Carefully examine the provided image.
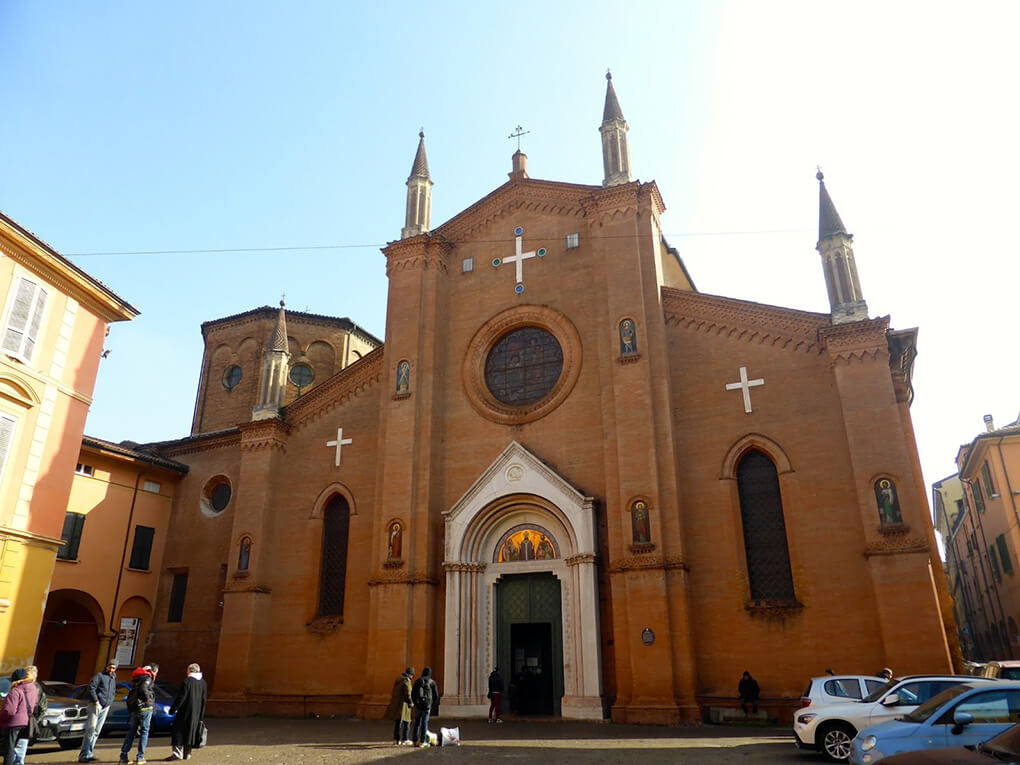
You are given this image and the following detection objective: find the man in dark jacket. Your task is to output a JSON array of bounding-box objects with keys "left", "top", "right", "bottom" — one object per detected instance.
[
  {"left": 120, "top": 663, "right": 158, "bottom": 764},
  {"left": 487, "top": 667, "right": 504, "bottom": 723},
  {"left": 166, "top": 663, "right": 207, "bottom": 761},
  {"left": 410, "top": 667, "right": 438, "bottom": 748},
  {"left": 78, "top": 660, "right": 117, "bottom": 763},
  {"left": 383, "top": 667, "right": 414, "bottom": 746},
  {"left": 738, "top": 670, "right": 760, "bottom": 715}
]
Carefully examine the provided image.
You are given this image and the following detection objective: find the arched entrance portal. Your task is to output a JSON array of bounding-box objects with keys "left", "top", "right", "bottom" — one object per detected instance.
[
  {"left": 442, "top": 442, "right": 602, "bottom": 720},
  {"left": 35, "top": 590, "right": 107, "bottom": 684}
]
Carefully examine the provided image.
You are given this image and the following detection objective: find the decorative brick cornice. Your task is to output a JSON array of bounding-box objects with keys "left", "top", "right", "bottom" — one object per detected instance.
[
  {"left": 286, "top": 348, "right": 384, "bottom": 427},
  {"left": 383, "top": 235, "right": 454, "bottom": 276},
  {"left": 305, "top": 615, "right": 342, "bottom": 634},
  {"left": 887, "top": 328, "right": 918, "bottom": 404},
  {"left": 367, "top": 572, "right": 439, "bottom": 586},
  {"left": 744, "top": 599, "right": 804, "bottom": 619},
  {"left": 607, "top": 553, "right": 688, "bottom": 573},
  {"left": 238, "top": 419, "right": 290, "bottom": 452},
  {"left": 864, "top": 534, "right": 930, "bottom": 557},
  {"left": 156, "top": 428, "right": 242, "bottom": 458},
  {"left": 818, "top": 316, "right": 890, "bottom": 364},
  {"left": 663, "top": 289, "right": 828, "bottom": 354},
  {"left": 564, "top": 553, "right": 597, "bottom": 567},
  {"left": 442, "top": 562, "right": 487, "bottom": 573}
]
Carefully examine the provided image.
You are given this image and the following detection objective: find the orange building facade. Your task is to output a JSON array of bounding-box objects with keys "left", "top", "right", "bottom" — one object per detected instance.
[
  {"left": 0, "top": 211, "right": 136, "bottom": 677},
  {"left": 142, "top": 77, "right": 958, "bottom": 723}
]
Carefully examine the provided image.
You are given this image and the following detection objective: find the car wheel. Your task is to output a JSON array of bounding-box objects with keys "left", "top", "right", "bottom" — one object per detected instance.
[
  {"left": 818, "top": 722, "right": 855, "bottom": 762},
  {"left": 58, "top": 737, "right": 83, "bottom": 750}
]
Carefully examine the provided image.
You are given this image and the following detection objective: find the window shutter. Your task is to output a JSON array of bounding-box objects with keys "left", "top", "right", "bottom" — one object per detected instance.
[
  {"left": 2, "top": 277, "right": 48, "bottom": 362},
  {"left": 0, "top": 414, "right": 15, "bottom": 480}
]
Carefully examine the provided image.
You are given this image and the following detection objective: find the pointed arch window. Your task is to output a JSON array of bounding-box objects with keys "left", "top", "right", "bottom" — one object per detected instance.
[
  {"left": 737, "top": 449, "right": 796, "bottom": 601},
  {"left": 318, "top": 495, "right": 351, "bottom": 617}
]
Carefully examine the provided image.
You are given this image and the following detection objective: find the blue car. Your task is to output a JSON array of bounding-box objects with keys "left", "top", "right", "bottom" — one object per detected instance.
[
  {"left": 850, "top": 681, "right": 1020, "bottom": 764},
  {"left": 71, "top": 681, "right": 176, "bottom": 734}
]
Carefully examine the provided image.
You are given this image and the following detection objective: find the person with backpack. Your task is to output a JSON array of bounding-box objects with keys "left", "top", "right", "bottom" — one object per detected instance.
[
  {"left": 120, "top": 663, "right": 158, "bottom": 764},
  {"left": 0, "top": 667, "right": 38, "bottom": 765},
  {"left": 410, "top": 667, "right": 438, "bottom": 748}
]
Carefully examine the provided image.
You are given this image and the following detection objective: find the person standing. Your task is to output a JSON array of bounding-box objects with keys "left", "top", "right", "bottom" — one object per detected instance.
[
  {"left": 383, "top": 667, "right": 414, "bottom": 746},
  {"left": 487, "top": 667, "right": 504, "bottom": 723},
  {"left": 79, "top": 660, "right": 118, "bottom": 763},
  {"left": 1, "top": 668, "right": 38, "bottom": 765},
  {"left": 738, "top": 670, "right": 760, "bottom": 715},
  {"left": 120, "top": 663, "right": 158, "bottom": 764},
  {"left": 410, "top": 667, "right": 438, "bottom": 748},
  {"left": 166, "top": 663, "right": 207, "bottom": 761}
]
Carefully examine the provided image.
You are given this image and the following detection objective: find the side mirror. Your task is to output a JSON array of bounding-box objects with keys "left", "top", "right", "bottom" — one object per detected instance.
[
  {"left": 881, "top": 694, "right": 901, "bottom": 706},
  {"left": 952, "top": 710, "right": 975, "bottom": 733}
]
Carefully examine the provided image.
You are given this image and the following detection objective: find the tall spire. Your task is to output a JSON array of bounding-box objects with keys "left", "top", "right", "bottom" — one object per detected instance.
[
  {"left": 600, "top": 70, "right": 632, "bottom": 187},
  {"left": 252, "top": 300, "right": 292, "bottom": 421},
  {"left": 402, "top": 131, "right": 433, "bottom": 239},
  {"left": 815, "top": 171, "right": 868, "bottom": 324}
]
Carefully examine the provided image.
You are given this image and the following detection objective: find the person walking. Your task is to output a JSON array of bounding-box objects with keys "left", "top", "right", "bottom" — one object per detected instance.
[
  {"left": 120, "top": 663, "right": 159, "bottom": 764},
  {"left": 410, "top": 667, "right": 438, "bottom": 748},
  {"left": 79, "top": 660, "right": 118, "bottom": 763},
  {"left": 487, "top": 667, "right": 504, "bottom": 723},
  {"left": 383, "top": 667, "right": 414, "bottom": 746},
  {"left": 738, "top": 670, "right": 760, "bottom": 715},
  {"left": 1, "top": 668, "right": 38, "bottom": 765},
  {"left": 166, "top": 663, "right": 207, "bottom": 761}
]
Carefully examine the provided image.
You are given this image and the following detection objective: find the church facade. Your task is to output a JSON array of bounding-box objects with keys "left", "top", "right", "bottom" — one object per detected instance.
[{"left": 145, "top": 75, "right": 959, "bottom": 723}]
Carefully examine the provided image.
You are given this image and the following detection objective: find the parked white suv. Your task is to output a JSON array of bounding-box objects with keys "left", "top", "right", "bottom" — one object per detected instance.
[
  {"left": 793, "top": 675, "right": 991, "bottom": 761},
  {"left": 801, "top": 675, "right": 888, "bottom": 708}
]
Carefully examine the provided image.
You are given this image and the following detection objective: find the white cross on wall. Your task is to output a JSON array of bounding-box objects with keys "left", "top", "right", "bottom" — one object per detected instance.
[
  {"left": 725, "top": 366, "right": 765, "bottom": 414},
  {"left": 492, "top": 226, "right": 547, "bottom": 295},
  {"left": 326, "top": 427, "right": 353, "bottom": 467}
]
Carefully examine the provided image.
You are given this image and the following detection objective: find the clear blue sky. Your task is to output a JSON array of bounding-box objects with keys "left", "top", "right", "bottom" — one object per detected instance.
[{"left": 3, "top": 1, "right": 1019, "bottom": 509}]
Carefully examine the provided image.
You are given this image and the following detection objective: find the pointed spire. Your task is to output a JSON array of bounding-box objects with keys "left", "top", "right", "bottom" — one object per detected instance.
[
  {"left": 817, "top": 170, "right": 848, "bottom": 240},
  {"left": 402, "top": 130, "right": 434, "bottom": 239},
  {"left": 600, "top": 70, "right": 632, "bottom": 187},
  {"left": 815, "top": 171, "right": 868, "bottom": 325},
  {"left": 603, "top": 70, "right": 625, "bottom": 122},
  {"left": 410, "top": 130, "right": 430, "bottom": 179},
  {"left": 269, "top": 299, "right": 288, "bottom": 353}
]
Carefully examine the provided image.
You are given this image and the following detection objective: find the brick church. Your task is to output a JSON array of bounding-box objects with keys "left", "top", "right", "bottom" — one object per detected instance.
[{"left": 145, "top": 74, "right": 958, "bottom": 723}]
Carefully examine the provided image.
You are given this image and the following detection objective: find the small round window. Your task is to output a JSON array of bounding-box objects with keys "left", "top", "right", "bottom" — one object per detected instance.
[
  {"left": 289, "top": 363, "right": 314, "bottom": 388},
  {"left": 201, "top": 476, "right": 232, "bottom": 516},
  {"left": 484, "top": 326, "right": 563, "bottom": 406},
  {"left": 222, "top": 365, "right": 242, "bottom": 390}
]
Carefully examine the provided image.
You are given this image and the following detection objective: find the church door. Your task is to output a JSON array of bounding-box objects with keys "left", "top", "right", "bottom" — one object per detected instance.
[{"left": 496, "top": 572, "right": 564, "bottom": 716}]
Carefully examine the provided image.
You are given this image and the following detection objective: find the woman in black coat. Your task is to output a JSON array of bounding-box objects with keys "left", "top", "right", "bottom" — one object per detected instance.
[{"left": 168, "top": 663, "right": 208, "bottom": 760}]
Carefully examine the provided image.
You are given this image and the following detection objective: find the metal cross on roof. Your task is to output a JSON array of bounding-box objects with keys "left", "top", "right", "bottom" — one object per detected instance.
[{"left": 508, "top": 125, "right": 530, "bottom": 152}]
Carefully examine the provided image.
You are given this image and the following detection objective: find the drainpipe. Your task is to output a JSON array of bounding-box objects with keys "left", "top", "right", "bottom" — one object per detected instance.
[{"left": 106, "top": 469, "right": 145, "bottom": 665}]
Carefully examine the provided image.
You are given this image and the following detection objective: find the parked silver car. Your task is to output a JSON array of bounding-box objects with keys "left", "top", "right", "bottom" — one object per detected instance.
[
  {"left": 0, "top": 677, "right": 90, "bottom": 750},
  {"left": 802, "top": 675, "right": 888, "bottom": 708}
]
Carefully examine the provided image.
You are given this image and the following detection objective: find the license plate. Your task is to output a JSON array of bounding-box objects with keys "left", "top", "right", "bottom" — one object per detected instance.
[{"left": 70, "top": 723, "right": 85, "bottom": 731}]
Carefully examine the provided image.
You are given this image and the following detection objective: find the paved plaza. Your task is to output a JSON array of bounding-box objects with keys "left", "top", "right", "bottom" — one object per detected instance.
[{"left": 26, "top": 718, "right": 826, "bottom": 764}]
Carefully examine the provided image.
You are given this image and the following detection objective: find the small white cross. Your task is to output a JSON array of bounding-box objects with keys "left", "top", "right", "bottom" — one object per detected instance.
[
  {"left": 326, "top": 427, "right": 353, "bottom": 467},
  {"left": 725, "top": 366, "right": 765, "bottom": 414},
  {"left": 492, "top": 226, "right": 547, "bottom": 294}
]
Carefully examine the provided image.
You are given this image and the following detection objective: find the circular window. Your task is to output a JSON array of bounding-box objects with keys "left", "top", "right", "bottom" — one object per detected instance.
[
  {"left": 222, "top": 365, "right": 242, "bottom": 390},
  {"left": 463, "top": 305, "right": 582, "bottom": 426},
  {"left": 289, "top": 363, "right": 314, "bottom": 388},
  {"left": 201, "top": 476, "right": 232, "bottom": 516},
  {"left": 484, "top": 327, "right": 563, "bottom": 406}
]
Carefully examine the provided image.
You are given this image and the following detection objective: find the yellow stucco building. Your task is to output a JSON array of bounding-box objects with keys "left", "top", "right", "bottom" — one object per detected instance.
[{"left": 0, "top": 211, "right": 136, "bottom": 676}]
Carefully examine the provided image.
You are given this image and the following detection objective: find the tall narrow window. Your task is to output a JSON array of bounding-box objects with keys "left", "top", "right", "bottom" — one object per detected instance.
[
  {"left": 736, "top": 449, "right": 796, "bottom": 601},
  {"left": 997, "top": 534, "right": 1013, "bottom": 574},
  {"left": 982, "top": 462, "right": 997, "bottom": 497},
  {"left": 973, "top": 481, "right": 986, "bottom": 513},
  {"left": 0, "top": 413, "right": 15, "bottom": 485},
  {"left": 167, "top": 572, "right": 188, "bottom": 622},
  {"left": 56, "top": 512, "right": 86, "bottom": 561},
  {"left": 318, "top": 495, "right": 351, "bottom": 617},
  {"left": 128, "top": 525, "right": 155, "bottom": 570},
  {"left": 2, "top": 276, "right": 48, "bottom": 363}
]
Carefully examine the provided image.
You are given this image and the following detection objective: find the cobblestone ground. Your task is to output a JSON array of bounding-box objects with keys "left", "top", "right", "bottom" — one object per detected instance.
[{"left": 27, "top": 718, "right": 828, "bottom": 764}]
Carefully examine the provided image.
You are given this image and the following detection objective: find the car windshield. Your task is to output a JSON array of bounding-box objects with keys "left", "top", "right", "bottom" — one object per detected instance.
[
  {"left": 981, "top": 721, "right": 1020, "bottom": 756},
  {"left": 902, "top": 684, "right": 973, "bottom": 723},
  {"left": 863, "top": 680, "right": 897, "bottom": 703}
]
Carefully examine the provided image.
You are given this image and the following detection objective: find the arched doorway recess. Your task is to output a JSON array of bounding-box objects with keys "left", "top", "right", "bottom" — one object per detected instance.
[{"left": 442, "top": 441, "right": 602, "bottom": 720}]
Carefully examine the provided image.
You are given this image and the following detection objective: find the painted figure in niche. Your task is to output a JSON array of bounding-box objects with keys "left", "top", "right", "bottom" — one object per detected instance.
[
  {"left": 520, "top": 531, "right": 536, "bottom": 560},
  {"left": 396, "top": 361, "right": 410, "bottom": 394},
  {"left": 238, "top": 536, "right": 252, "bottom": 571},
  {"left": 619, "top": 319, "right": 637, "bottom": 356},
  {"left": 631, "top": 500, "right": 651, "bottom": 544},
  {"left": 536, "top": 535, "right": 554, "bottom": 560},
  {"left": 502, "top": 537, "right": 520, "bottom": 562},
  {"left": 388, "top": 521, "right": 403, "bottom": 559},
  {"left": 875, "top": 479, "right": 903, "bottom": 526}
]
